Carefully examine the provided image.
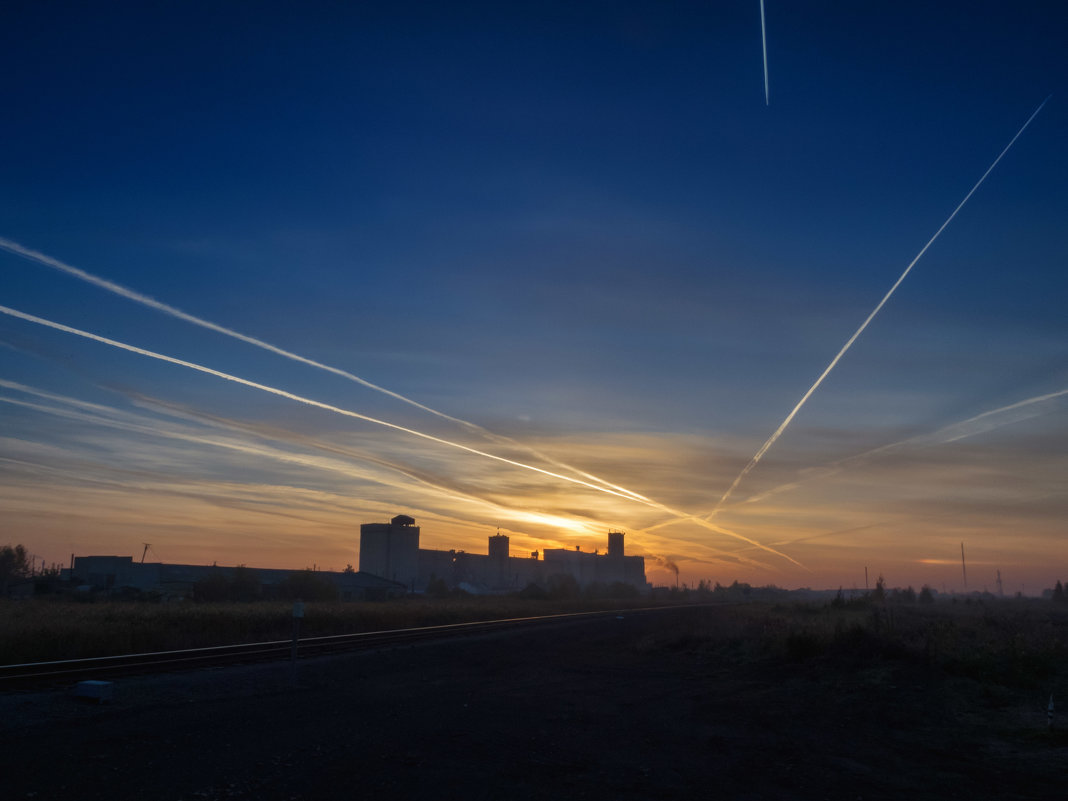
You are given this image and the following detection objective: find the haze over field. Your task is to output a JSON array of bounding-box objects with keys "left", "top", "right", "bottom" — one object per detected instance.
[{"left": 1, "top": 2, "right": 1065, "bottom": 593}]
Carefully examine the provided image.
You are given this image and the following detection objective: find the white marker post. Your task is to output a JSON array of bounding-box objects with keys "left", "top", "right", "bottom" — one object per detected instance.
[{"left": 291, "top": 600, "right": 305, "bottom": 682}]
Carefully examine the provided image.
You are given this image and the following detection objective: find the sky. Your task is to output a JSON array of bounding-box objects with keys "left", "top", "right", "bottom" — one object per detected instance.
[{"left": 1, "top": 1, "right": 1066, "bottom": 594}]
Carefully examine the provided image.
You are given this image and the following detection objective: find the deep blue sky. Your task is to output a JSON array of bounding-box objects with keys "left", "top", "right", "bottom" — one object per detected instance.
[{"left": 1, "top": 1, "right": 1065, "bottom": 590}]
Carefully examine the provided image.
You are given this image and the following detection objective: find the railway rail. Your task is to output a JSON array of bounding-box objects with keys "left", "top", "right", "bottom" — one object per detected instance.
[{"left": 0, "top": 605, "right": 671, "bottom": 690}]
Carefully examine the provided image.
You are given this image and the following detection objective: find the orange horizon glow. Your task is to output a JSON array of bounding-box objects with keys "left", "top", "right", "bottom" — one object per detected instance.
[{"left": 5, "top": 382, "right": 1064, "bottom": 596}]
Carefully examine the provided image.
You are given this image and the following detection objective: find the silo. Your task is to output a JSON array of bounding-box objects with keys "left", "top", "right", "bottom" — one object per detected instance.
[
  {"left": 359, "top": 514, "right": 420, "bottom": 589},
  {"left": 488, "top": 533, "right": 510, "bottom": 560}
]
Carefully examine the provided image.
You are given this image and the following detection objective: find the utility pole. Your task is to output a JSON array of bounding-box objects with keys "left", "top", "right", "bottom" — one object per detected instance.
[
  {"left": 141, "top": 543, "right": 150, "bottom": 564},
  {"left": 960, "top": 542, "right": 968, "bottom": 591}
]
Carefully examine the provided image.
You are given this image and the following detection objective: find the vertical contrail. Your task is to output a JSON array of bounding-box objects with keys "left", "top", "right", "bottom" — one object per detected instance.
[
  {"left": 0, "top": 235, "right": 652, "bottom": 503},
  {"left": 760, "top": 0, "right": 769, "bottom": 105},
  {"left": 709, "top": 95, "right": 1051, "bottom": 517}
]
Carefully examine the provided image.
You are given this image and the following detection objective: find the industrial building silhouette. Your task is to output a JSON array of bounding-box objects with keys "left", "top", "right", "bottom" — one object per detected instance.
[
  {"left": 61, "top": 516, "right": 647, "bottom": 599},
  {"left": 360, "top": 515, "right": 647, "bottom": 593},
  {"left": 67, "top": 556, "right": 405, "bottom": 600}
]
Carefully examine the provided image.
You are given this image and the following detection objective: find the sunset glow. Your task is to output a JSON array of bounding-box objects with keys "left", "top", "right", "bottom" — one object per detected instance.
[{"left": 1, "top": 2, "right": 1065, "bottom": 595}]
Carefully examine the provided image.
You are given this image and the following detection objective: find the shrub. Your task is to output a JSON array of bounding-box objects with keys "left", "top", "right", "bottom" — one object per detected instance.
[
  {"left": 517, "top": 582, "right": 548, "bottom": 600},
  {"left": 192, "top": 566, "right": 262, "bottom": 602},
  {"left": 426, "top": 576, "right": 451, "bottom": 598},
  {"left": 279, "top": 570, "right": 338, "bottom": 602},
  {"left": 193, "top": 570, "right": 231, "bottom": 602},
  {"left": 546, "top": 573, "right": 580, "bottom": 600}
]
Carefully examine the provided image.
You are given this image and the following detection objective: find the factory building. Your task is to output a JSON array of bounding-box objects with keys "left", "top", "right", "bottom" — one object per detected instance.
[
  {"left": 359, "top": 515, "right": 647, "bottom": 594},
  {"left": 542, "top": 531, "right": 646, "bottom": 588},
  {"left": 358, "top": 514, "right": 421, "bottom": 588},
  {"left": 67, "top": 555, "right": 406, "bottom": 600}
]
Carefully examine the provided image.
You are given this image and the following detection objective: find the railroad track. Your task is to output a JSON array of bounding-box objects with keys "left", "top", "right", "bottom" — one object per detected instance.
[{"left": 0, "top": 606, "right": 672, "bottom": 689}]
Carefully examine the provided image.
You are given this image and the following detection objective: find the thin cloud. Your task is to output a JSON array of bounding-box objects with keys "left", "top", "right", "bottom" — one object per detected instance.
[
  {"left": 734, "top": 387, "right": 1068, "bottom": 509},
  {"left": 0, "top": 235, "right": 653, "bottom": 504},
  {"left": 0, "top": 306, "right": 808, "bottom": 567}
]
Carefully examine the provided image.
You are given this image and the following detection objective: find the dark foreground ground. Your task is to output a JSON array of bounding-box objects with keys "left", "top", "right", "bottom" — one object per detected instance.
[{"left": 1, "top": 604, "right": 1065, "bottom": 800}]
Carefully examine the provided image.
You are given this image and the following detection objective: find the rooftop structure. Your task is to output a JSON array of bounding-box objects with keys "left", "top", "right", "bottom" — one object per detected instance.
[{"left": 359, "top": 516, "right": 647, "bottom": 594}]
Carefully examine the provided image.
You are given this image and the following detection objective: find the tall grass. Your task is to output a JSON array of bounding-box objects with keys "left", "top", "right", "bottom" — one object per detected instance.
[
  {"left": 0, "top": 595, "right": 656, "bottom": 664},
  {"left": 5, "top": 596, "right": 1066, "bottom": 687},
  {"left": 636, "top": 598, "right": 1068, "bottom": 690}
]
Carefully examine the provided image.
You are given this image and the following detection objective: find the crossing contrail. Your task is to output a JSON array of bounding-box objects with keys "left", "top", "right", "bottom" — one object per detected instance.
[
  {"left": 732, "top": 386, "right": 1068, "bottom": 509},
  {"left": 760, "top": 0, "right": 769, "bottom": 105},
  {"left": 0, "top": 303, "right": 651, "bottom": 504},
  {"left": 10, "top": 380, "right": 784, "bottom": 570},
  {"left": 0, "top": 303, "right": 806, "bottom": 567},
  {"left": 0, "top": 390, "right": 604, "bottom": 535},
  {"left": 0, "top": 235, "right": 652, "bottom": 504},
  {"left": 708, "top": 95, "right": 1051, "bottom": 518}
]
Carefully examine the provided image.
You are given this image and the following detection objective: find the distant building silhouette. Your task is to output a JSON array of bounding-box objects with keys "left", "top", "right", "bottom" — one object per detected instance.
[
  {"left": 359, "top": 515, "right": 647, "bottom": 594},
  {"left": 68, "top": 518, "right": 648, "bottom": 599},
  {"left": 358, "top": 514, "right": 421, "bottom": 588},
  {"left": 542, "top": 531, "right": 646, "bottom": 588},
  {"left": 67, "top": 556, "right": 405, "bottom": 600}
]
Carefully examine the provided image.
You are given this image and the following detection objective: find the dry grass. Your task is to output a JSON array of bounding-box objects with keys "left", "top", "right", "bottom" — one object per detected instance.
[
  {"left": 0, "top": 595, "right": 658, "bottom": 664},
  {"left": 636, "top": 598, "right": 1068, "bottom": 691},
  {"left": 5, "top": 595, "right": 1067, "bottom": 694}
]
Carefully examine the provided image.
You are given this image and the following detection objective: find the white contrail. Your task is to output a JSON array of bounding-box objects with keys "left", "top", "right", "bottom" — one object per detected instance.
[
  {"left": 0, "top": 235, "right": 651, "bottom": 504},
  {"left": 0, "top": 392, "right": 601, "bottom": 533},
  {"left": 733, "top": 386, "right": 1068, "bottom": 508},
  {"left": 0, "top": 304, "right": 653, "bottom": 504},
  {"left": 0, "top": 236, "right": 462, "bottom": 420},
  {"left": 760, "top": 0, "right": 769, "bottom": 105},
  {"left": 709, "top": 95, "right": 1051, "bottom": 518},
  {"left": 0, "top": 303, "right": 806, "bottom": 567},
  {"left": 935, "top": 387, "right": 1068, "bottom": 442}
]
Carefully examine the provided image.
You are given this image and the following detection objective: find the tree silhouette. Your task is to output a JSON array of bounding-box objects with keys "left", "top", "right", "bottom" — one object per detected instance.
[
  {"left": 230, "top": 565, "right": 261, "bottom": 601},
  {"left": 0, "top": 544, "right": 31, "bottom": 596},
  {"left": 193, "top": 569, "right": 231, "bottom": 602},
  {"left": 280, "top": 570, "right": 338, "bottom": 602},
  {"left": 871, "top": 574, "right": 886, "bottom": 603}
]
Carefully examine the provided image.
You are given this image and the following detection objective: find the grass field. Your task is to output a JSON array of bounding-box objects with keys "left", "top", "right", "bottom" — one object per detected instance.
[
  {"left": 3, "top": 597, "right": 1066, "bottom": 799},
  {"left": 3, "top": 595, "right": 1067, "bottom": 703},
  {"left": 0, "top": 595, "right": 658, "bottom": 663},
  {"left": 636, "top": 598, "right": 1068, "bottom": 695}
]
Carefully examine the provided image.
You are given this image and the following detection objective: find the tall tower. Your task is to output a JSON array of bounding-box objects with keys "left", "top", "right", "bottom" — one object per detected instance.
[
  {"left": 488, "top": 533, "right": 509, "bottom": 560},
  {"left": 607, "top": 530, "right": 626, "bottom": 584},
  {"left": 488, "top": 532, "right": 509, "bottom": 587},
  {"left": 359, "top": 514, "right": 420, "bottom": 589}
]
